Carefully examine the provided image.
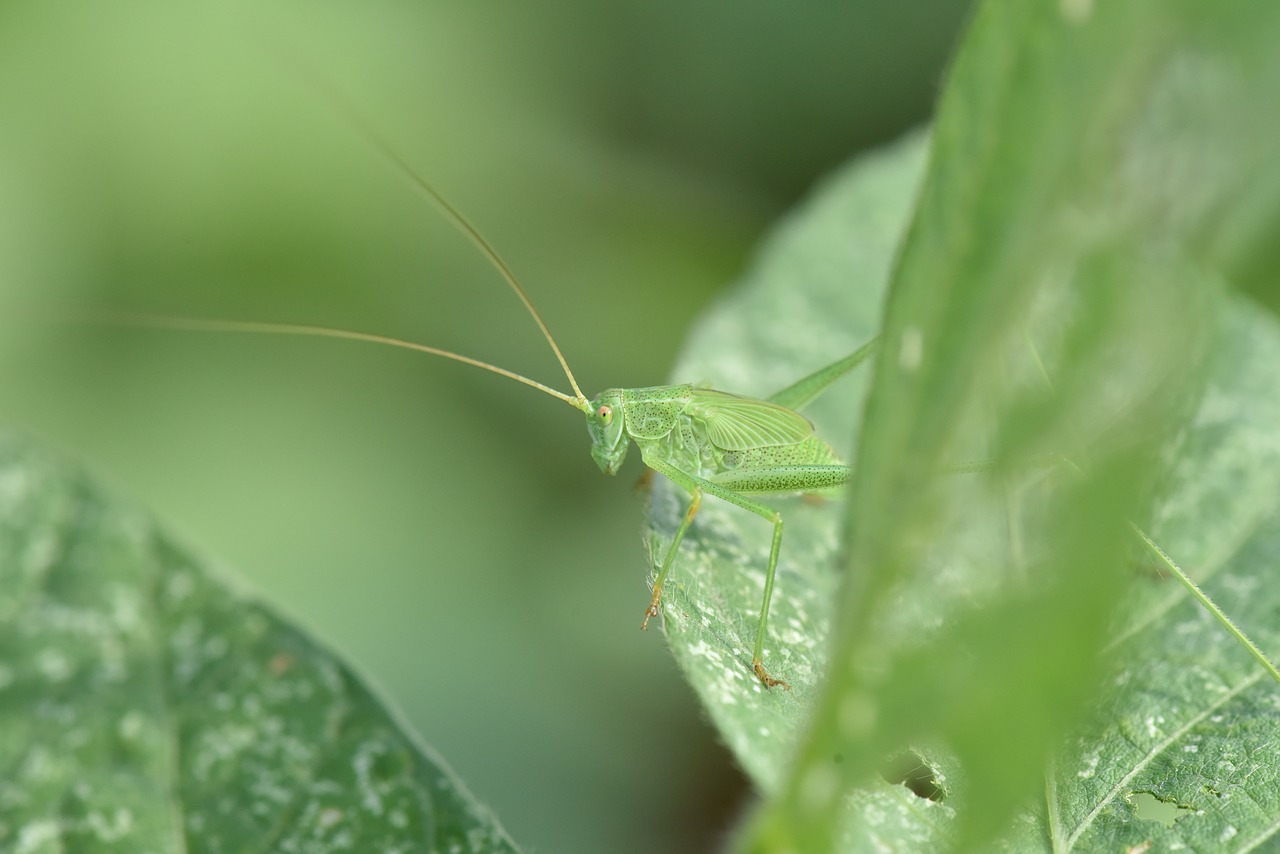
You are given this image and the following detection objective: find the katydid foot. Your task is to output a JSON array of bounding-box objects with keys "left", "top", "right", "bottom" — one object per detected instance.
[
  {"left": 753, "top": 660, "right": 791, "bottom": 690},
  {"left": 641, "top": 584, "right": 663, "bottom": 630},
  {"left": 644, "top": 582, "right": 790, "bottom": 689}
]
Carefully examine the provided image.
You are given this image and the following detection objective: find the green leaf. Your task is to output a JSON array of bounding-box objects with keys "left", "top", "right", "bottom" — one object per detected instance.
[
  {"left": 0, "top": 432, "right": 521, "bottom": 853},
  {"left": 645, "top": 2, "right": 1280, "bottom": 851}
]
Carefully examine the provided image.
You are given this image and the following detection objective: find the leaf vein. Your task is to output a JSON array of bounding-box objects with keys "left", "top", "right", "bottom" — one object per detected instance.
[
  {"left": 1238, "top": 807, "right": 1280, "bottom": 852},
  {"left": 1063, "top": 669, "right": 1266, "bottom": 849}
]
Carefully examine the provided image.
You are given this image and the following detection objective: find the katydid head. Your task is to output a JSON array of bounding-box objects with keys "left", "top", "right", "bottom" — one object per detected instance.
[{"left": 586, "top": 389, "right": 628, "bottom": 475}]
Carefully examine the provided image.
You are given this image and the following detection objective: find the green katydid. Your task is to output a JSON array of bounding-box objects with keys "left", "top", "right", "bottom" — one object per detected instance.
[{"left": 108, "top": 111, "right": 880, "bottom": 690}]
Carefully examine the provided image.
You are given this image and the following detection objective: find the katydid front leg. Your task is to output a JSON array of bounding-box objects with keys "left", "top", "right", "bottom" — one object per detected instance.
[{"left": 642, "top": 487, "right": 701, "bottom": 632}]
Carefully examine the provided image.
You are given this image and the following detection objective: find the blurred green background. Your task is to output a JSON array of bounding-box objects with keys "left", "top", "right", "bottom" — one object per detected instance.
[{"left": 0, "top": 1, "right": 969, "bottom": 850}]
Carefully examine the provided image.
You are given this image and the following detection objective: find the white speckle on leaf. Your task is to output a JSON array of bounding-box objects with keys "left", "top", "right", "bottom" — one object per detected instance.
[
  {"left": 23, "top": 532, "right": 56, "bottom": 577},
  {"left": 37, "top": 648, "right": 71, "bottom": 682},
  {"left": 166, "top": 571, "right": 195, "bottom": 602},
  {"left": 1078, "top": 752, "right": 1100, "bottom": 779},
  {"left": 15, "top": 820, "right": 60, "bottom": 854},
  {"left": 0, "top": 467, "right": 31, "bottom": 508},
  {"left": 204, "top": 635, "right": 229, "bottom": 660},
  {"left": 778, "top": 625, "right": 809, "bottom": 645},
  {"left": 118, "top": 710, "right": 143, "bottom": 741},
  {"left": 85, "top": 807, "right": 134, "bottom": 841},
  {"left": 109, "top": 586, "right": 142, "bottom": 631},
  {"left": 1183, "top": 743, "right": 1198, "bottom": 753},
  {"left": 899, "top": 327, "right": 923, "bottom": 371},
  {"left": 1219, "top": 825, "right": 1238, "bottom": 843},
  {"left": 1060, "top": 0, "right": 1093, "bottom": 24},
  {"left": 19, "top": 746, "right": 55, "bottom": 783},
  {"left": 192, "top": 723, "right": 258, "bottom": 779},
  {"left": 687, "top": 638, "right": 722, "bottom": 664}
]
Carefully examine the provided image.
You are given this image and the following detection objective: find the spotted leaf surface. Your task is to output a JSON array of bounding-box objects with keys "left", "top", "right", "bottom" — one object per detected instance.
[{"left": 0, "top": 433, "right": 520, "bottom": 853}]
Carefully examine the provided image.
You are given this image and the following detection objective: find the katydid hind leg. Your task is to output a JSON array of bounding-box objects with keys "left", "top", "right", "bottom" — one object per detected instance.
[
  {"left": 711, "top": 464, "right": 852, "bottom": 494},
  {"left": 642, "top": 450, "right": 792, "bottom": 689},
  {"left": 767, "top": 335, "right": 878, "bottom": 411},
  {"left": 751, "top": 514, "right": 788, "bottom": 690}
]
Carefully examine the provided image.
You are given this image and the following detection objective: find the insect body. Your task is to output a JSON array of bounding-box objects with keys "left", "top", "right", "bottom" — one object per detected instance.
[
  {"left": 510, "top": 339, "right": 875, "bottom": 689},
  {"left": 585, "top": 358, "right": 873, "bottom": 688}
]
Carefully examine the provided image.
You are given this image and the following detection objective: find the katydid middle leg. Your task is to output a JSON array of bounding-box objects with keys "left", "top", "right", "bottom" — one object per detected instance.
[{"left": 641, "top": 452, "right": 858, "bottom": 689}]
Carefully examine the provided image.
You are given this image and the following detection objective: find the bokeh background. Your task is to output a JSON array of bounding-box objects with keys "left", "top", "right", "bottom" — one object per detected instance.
[{"left": 0, "top": 2, "right": 970, "bottom": 850}]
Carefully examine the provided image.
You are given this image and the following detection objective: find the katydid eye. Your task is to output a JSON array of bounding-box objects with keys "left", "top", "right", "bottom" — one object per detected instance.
[{"left": 597, "top": 405, "right": 613, "bottom": 424}]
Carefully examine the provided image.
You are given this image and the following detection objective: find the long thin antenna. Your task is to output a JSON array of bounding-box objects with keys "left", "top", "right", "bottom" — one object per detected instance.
[
  {"left": 96, "top": 313, "right": 589, "bottom": 411},
  {"left": 305, "top": 73, "right": 588, "bottom": 406}
]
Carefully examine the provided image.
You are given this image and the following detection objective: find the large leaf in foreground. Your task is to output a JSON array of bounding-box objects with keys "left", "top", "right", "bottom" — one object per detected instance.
[
  {"left": 0, "top": 432, "right": 520, "bottom": 852},
  {"left": 649, "top": 120, "right": 1280, "bottom": 847},
  {"left": 745, "top": 2, "right": 1280, "bottom": 850}
]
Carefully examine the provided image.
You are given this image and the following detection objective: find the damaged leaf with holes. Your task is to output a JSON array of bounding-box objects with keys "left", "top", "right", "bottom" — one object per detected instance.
[{"left": 0, "top": 432, "right": 520, "bottom": 852}]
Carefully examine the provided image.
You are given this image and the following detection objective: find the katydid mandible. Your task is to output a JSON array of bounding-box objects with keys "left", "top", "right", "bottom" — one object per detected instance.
[{"left": 114, "top": 113, "right": 877, "bottom": 690}]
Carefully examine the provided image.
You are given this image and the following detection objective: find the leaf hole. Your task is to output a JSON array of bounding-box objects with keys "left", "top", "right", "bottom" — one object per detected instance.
[
  {"left": 879, "top": 751, "right": 944, "bottom": 802},
  {"left": 1127, "top": 791, "right": 1195, "bottom": 827}
]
